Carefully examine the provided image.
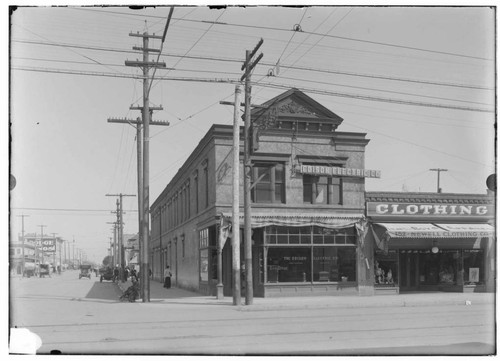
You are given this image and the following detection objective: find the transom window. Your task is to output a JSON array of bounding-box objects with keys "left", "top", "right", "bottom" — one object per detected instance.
[{"left": 265, "top": 226, "right": 356, "bottom": 245}]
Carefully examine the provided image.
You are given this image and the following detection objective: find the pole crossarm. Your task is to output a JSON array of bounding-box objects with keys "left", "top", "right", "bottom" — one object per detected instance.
[
  {"left": 133, "top": 46, "right": 161, "bottom": 53},
  {"left": 107, "top": 118, "right": 170, "bottom": 126},
  {"left": 241, "top": 38, "right": 264, "bottom": 71},
  {"left": 125, "top": 60, "right": 167, "bottom": 68},
  {"left": 240, "top": 53, "right": 264, "bottom": 82},
  {"left": 129, "top": 106, "right": 164, "bottom": 111},
  {"left": 129, "top": 32, "right": 163, "bottom": 40},
  {"left": 219, "top": 101, "right": 268, "bottom": 109}
]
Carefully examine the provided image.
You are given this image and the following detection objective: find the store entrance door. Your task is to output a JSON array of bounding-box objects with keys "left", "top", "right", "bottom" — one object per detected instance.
[{"left": 399, "top": 252, "right": 418, "bottom": 290}]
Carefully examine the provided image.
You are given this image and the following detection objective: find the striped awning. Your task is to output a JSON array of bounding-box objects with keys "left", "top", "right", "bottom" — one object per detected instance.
[
  {"left": 375, "top": 223, "right": 495, "bottom": 239},
  {"left": 225, "top": 212, "right": 363, "bottom": 228}
]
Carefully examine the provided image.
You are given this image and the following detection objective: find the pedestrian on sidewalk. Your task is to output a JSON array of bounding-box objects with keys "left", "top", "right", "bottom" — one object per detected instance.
[{"left": 163, "top": 265, "right": 172, "bottom": 289}]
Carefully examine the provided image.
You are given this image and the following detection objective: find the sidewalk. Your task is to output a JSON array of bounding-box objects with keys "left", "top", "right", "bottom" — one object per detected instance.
[{"left": 117, "top": 279, "right": 495, "bottom": 310}]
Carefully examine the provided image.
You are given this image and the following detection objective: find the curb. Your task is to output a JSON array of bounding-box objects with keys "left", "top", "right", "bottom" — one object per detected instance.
[{"left": 116, "top": 280, "right": 494, "bottom": 310}]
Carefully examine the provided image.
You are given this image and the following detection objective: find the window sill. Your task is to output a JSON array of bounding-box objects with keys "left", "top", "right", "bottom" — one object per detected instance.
[{"left": 264, "top": 281, "right": 355, "bottom": 286}]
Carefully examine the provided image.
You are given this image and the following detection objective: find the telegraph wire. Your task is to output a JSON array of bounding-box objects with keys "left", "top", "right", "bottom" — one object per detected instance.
[
  {"left": 12, "top": 39, "right": 492, "bottom": 90},
  {"left": 257, "top": 82, "right": 494, "bottom": 113},
  {"left": 344, "top": 122, "right": 493, "bottom": 168},
  {"left": 276, "top": 8, "right": 308, "bottom": 66},
  {"left": 12, "top": 65, "right": 494, "bottom": 113},
  {"left": 165, "top": 9, "right": 226, "bottom": 75},
  {"left": 11, "top": 207, "right": 138, "bottom": 212},
  {"left": 69, "top": 7, "right": 492, "bottom": 61},
  {"left": 279, "top": 8, "right": 339, "bottom": 65},
  {"left": 271, "top": 74, "right": 493, "bottom": 106}
]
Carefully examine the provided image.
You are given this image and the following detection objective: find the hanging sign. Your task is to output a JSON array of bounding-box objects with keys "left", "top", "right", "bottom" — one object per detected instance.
[{"left": 298, "top": 164, "right": 381, "bottom": 178}]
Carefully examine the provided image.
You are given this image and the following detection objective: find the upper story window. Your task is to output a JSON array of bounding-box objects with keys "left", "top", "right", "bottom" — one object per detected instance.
[
  {"left": 193, "top": 170, "right": 199, "bottom": 215},
  {"left": 303, "top": 174, "right": 342, "bottom": 205},
  {"left": 251, "top": 162, "right": 285, "bottom": 204},
  {"left": 202, "top": 160, "right": 209, "bottom": 209}
]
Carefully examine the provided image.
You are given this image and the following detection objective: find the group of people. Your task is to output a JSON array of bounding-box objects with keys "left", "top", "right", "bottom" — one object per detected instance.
[{"left": 109, "top": 265, "right": 156, "bottom": 283}]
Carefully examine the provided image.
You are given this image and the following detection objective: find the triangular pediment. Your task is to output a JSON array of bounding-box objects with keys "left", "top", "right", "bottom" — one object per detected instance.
[{"left": 251, "top": 88, "right": 343, "bottom": 132}]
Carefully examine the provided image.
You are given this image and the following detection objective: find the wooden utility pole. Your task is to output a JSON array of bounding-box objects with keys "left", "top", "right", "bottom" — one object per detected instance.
[
  {"left": 219, "top": 89, "right": 268, "bottom": 304},
  {"left": 52, "top": 233, "right": 58, "bottom": 271},
  {"left": 107, "top": 222, "right": 118, "bottom": 266},
  {"left": 108, "top": 116, "right": 169, "bottom": 290},
  {"left": 17, "top": 214, "right": 29, "bottom": 276},
  {"left": 125, "top": 30, "right": 166, "bottom": 303},
  {"left": 430, "top": 168, "right": 448, "bottom": 193},
  {"left": 58, "top": 238, "right": 63, "bottom": 274},
  {"left": 38, "top": 225, "right": 46, "bottom": 264},
  {"left": 231, "top": 85, "right": 242, "bottom": 305},
  {"left": 241, "top": 38, "right": 263, "bottom": 306},
  {"left": 106, "top": 193, "right": 135, "bottom": 282}
]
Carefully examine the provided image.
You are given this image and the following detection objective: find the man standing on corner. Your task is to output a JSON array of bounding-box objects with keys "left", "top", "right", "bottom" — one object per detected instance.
[{"left": 163, "top": 265, "right": 172, "bottom": 289}]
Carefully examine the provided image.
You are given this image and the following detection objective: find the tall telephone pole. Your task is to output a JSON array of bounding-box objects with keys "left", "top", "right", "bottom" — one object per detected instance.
[
  {"left": 38, "top": 225, "right": 46, "bottom": 264},
  {"left": 107, "top": 116, "right": 168, "bottom": 292},
  {"left": 430, "top": 168, "right": 448, "bottom": 193},
  {"left": 52, "top": 233, "right": 58, "bottom": 272},
  {"left": 241, "top": 38, "right": 263, "bottom": 306},
  {"left": 107, "top": 222, "right": 118, "bottom": 266},
  {"left": 17, "top": 214, "right": 29, "bottom": 276},
  {"left": 124, "top": 27, "right": 167, "bottom": 303},
  {"left": 106, "top": 193, "right": 135, "bottom": 282}
]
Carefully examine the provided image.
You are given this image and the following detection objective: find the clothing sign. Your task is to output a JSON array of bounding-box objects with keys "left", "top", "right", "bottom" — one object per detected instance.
[{"left": 367, "top": 202, "right": 494, "bottom": 219}]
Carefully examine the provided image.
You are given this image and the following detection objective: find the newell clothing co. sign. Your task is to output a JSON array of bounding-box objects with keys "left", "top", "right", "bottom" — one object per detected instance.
[{"left": 367, "top": 202, "right": 494, "bottom": 220}]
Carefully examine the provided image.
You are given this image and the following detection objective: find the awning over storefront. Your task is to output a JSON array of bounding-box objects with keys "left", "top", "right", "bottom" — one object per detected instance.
[
  {"left": 225, "top": 213, "right": 363, "bottom": 229},
  {"left": 370, "top": 222, "right": 495, "bottom": 252},
  {"left": 374, "top": 223, "right": 495, "bottom": 239}
]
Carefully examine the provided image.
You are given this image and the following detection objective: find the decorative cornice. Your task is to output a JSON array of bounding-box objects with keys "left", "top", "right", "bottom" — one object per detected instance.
[{"left": 365, "top": 191, "right": 494, "bottom": 204}]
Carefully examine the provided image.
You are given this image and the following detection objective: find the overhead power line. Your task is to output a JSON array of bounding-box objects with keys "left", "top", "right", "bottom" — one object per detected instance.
[
  {"left": 12, "top": 39, "right": 492, "bottom": 90},
  {"left": 70, "top": 7, "right": 493, "bottom": 61},
  {"left": 12, "top": 66, "right": 494, "bottom": 113},
  {"left": 11, "top": 207, "right": 139, "bottom": 212}
]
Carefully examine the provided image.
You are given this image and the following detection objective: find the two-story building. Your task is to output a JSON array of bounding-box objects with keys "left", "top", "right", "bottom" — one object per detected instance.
[{"left": 150, "top": 88, "right": 378, "bottom": 297}]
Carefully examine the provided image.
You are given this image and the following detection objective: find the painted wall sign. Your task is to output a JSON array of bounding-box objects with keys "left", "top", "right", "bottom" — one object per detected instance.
[
  {"left": 298, "top": 164, "right": 381, "bottom": 178},
  {"left": 35, "top": 239, "right": 56, "bottom": 253},
  {"left": 367, "top": 202, "right": 494, "bottom": 219}
]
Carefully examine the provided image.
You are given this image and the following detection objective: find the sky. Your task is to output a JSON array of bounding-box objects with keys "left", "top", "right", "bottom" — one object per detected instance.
[{"left": 7, "top": 3, "right": 496, "bottom": 265}]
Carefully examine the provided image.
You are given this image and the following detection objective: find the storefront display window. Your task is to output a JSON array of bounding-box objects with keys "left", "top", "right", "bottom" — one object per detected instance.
[
  {"left": 200, "top": 249, "right": 208, "bottom": 281},
  {"left": 418, "top": 250, "right": 460, "bottom": 285},
  {"left": 312, "top": 247, "right": 357, "bottom": 282},
  {"left": 199, "top": 227, "right": 217, "bottom": 282},
  {"left": 463, "top": 250, "right": 484, "bottom": 285},
  {"left": 374, "top": 250, "right": 398, "bottom": 286},
  {"left": 267, "top": 247, "right": 311, "bottom": 283},
  {"left": 265, "top": 237, "right": 357, "bottom": 284}
]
